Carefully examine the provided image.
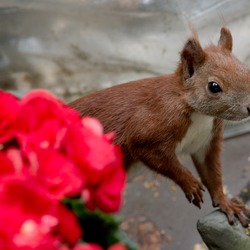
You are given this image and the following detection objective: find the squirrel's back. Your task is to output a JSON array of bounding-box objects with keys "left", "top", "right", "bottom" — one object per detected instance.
[{"left": 69, "top": 73, "right": 190, "bottom": 145}]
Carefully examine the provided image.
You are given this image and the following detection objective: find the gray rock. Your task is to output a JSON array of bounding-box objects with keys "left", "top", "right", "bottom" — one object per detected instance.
[{"left": 197, "top": 210, "right": 250, "bottom": 250}]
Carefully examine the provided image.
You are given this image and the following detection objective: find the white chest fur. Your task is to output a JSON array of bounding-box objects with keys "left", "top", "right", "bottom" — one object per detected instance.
[{"left": 175, "top": 112, "right": 214, "bottom": 156}]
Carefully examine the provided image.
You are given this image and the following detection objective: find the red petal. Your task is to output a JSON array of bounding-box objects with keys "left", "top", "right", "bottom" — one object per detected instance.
[
  {"left": 108, "top": 243, "right": 127, "bottom": 250},
  {"left": 35, "top": 149, "right": 84, "bottom": 200},
  {"left": 0, "top": 91, "right": 19, "bottom": 143}
]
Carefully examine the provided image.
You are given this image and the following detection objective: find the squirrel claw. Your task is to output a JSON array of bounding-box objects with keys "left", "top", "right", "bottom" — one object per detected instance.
[
  {"left": 215, "top": 197, "right": 250, "bottom": 228},
  {"left": 185, "top": 193, "right": 202, "bottom": 208},
  {"left": 185, "top": 193, "right": 193, "bottom": 203},
  {"left": 224, "top": 210, "right": 236, "bottom": 225},
  {"left": 193, "top": 198, "right": 202, "bottom": 209},
  {"left": 236, "top": 211, "right": 250, "bottom": 228},
  {"left": 183, "top": 179, "right": 204, "bottom": 209}
]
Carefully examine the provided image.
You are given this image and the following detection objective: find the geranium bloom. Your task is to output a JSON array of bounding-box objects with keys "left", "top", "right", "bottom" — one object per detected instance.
[
  {"left": 0, "top": 175, "right": 82, "bottom": 250},
  {"left": 0, "top": 150, "right": 15, "bottom": 176},
  {"left": 73, "top": 243, "right": 103, "bottom": 250},
  {"left": 81, "top": 146, "right": 126, "bottom": 213},
  {"left": 15, "top": 90, "right": 80, "bottom": 154},
  {"left": 64, "top": 117, "right": 126, "bottom": 213},
  {"left": 0, "top": 89, "right": 128, "bottom": 249},
  {"left": 108, "top": 243, "right": 127, "bottom": 250},
  {"left": 0, "top": 91, "right": 19, "bottom": 144},
  {"left": 32, "top": 148, "right": 84, "bottom": 200},
  {"left": 72, "top": 243, "right": 127, "bottom": 250}
]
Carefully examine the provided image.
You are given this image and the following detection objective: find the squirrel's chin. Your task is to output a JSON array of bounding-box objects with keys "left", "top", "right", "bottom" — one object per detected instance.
[{"left": 224, "top": 116, "right": 250, "bottom": 125}]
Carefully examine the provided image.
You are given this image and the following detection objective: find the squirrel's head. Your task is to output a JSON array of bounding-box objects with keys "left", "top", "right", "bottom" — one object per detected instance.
[{"left": 180, "top": 27, "right": 250, "bottom": 122}]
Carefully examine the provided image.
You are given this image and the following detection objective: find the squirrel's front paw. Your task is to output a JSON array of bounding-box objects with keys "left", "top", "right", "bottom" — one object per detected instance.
[
  {"left": 214, "top": 197, "right": 250, "bottom": 227},
  {"left": 181, "top": 178, "right": 205, "bottom": 209}
]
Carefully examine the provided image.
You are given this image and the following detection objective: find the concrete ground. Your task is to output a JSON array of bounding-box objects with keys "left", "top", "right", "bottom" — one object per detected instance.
[{"left": 119, "top": 132, "right": 250, "bottom": 250}]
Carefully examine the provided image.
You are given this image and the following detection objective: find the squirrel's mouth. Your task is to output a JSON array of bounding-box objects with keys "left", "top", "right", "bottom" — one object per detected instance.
[
  {"left": 219, "top": 107, "right": 250, "bottom": 122},
  {"left": 224, "top": 115, "right": 250, "bottom": 124}
]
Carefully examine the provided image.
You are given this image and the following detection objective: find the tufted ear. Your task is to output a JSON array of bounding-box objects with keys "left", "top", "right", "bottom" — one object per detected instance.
[
  {"left": 180, "top": 38, "right": 206, "bottom": 80},
  {"left": 218, "top": 27, "right": 233, "bottom": 52}
]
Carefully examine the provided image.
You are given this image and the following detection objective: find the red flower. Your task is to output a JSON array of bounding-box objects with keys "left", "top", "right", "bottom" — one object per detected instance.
[
  {"left": 0, "top": 148, "right": 30, "bottom": 178},
  {"left": 30, "top": 149, "right": 84, "bottom": 200},
  {"left": 12, "top": 217, "right": 61, "bottom": 250},
  {"left": 0, "top": 150, "right": 15, "bottom": 176},
  {"left": 64, "top": 117, "right": 126, "bottom": 213},
  {"left": 0, "top": 89, "right": 128, "bottom": 249},
  {"left": 18, "top": 90, "right": 79, "bottom": 131},
  {"left": 16, "top": 90, "right": 80, "bottom": 153},
  {"left": 0, "top": 175, "right": 82, "bottom": 249},
  {"left": 108, "top": 243, "right": 127, "bottom": 250},
  {"left": 65, "top": 117, "right": 119, "bottom": 175},
  {"left": 81, "top": 146, "right": 126, "bottom": 213},
  {"left": 73, "top": 243, "right": 103, "bottom": 250},
  {"left": 17, "top": 120, "right": 67, "bottom": 154},
  {"left": 0, "top": 91, "right": 19, "bottom": 144}
]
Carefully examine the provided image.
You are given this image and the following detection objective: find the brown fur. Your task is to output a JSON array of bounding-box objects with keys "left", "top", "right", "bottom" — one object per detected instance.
[{"left": 70, "top": 27, "right": 250, "bottom": 226}]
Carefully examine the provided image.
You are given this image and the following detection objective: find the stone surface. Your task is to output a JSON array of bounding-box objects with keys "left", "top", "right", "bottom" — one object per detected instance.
[{"left": 197, "top": 210, "right": 250, "bottom": 250}]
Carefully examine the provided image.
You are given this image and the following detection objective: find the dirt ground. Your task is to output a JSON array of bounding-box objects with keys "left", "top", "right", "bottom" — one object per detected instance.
[{"left": 119, "top": 133, "right": 250, "bottom": 250}]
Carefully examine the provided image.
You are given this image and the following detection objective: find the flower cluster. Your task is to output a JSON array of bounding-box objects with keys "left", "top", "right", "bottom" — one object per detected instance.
[{"left": 0, "top": 90, "right": 128, "bottom": 250}]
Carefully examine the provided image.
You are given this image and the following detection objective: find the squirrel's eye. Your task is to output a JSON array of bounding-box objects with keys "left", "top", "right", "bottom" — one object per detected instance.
[{"left": 208, "top": 81, "right": 222, "bottom": 94}]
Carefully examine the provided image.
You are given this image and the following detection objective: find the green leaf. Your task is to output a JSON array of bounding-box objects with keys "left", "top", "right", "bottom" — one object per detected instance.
[{"left": 62, "top": 198, "right": 138, "bottom": 250}]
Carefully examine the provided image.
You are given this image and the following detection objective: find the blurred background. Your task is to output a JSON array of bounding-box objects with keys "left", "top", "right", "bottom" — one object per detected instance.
[{"left": 1, "top": 0, "right": 250, "bottom": 249}]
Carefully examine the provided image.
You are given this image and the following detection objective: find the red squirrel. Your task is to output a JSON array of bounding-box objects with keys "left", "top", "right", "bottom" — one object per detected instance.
[{"left": 69, "top": 27, "right": 250, "bottom": 227}]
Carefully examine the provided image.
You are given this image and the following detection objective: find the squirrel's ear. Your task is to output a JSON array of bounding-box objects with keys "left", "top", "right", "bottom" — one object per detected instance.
[
  {"left": 180, "top": 38, "right": 205, "bottom": 80},
  {"left": 218, "top": 27, "right": 233, "bottom": 52}
]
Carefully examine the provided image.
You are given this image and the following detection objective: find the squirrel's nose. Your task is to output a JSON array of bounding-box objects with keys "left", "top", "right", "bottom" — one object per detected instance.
[{"left": 247, "top": 107, "right": 250, "bottom": 115}]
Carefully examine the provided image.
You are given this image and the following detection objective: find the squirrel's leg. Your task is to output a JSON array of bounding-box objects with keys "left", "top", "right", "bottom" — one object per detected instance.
[
  {"left": 191, "top": 119, "right": 250, "bottom": 227},
  {"left": 134, "top": 144, "right": 205, "bottom": 208}
]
